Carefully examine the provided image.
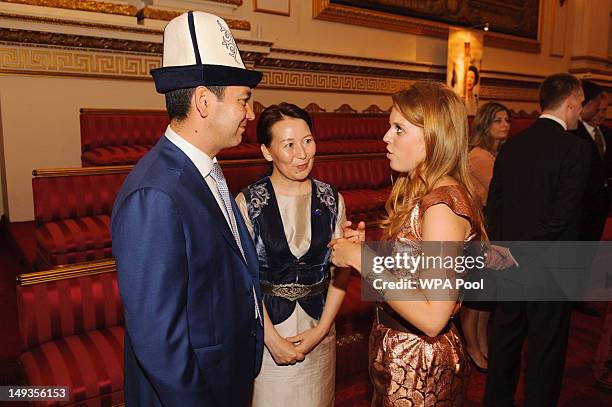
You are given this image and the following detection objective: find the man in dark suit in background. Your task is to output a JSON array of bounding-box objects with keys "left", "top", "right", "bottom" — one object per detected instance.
[
  {"left": 572, "top": 80, "right": 610, "bottom": 241},
  {"left": 111, "top": 11, "right": 263, "bottom": 406},
  {"left": 484, "top": 73, "right": 591, "bottom": 407},
  {"left": 588, "top": 89, "right": 612, "bottom": 208}
]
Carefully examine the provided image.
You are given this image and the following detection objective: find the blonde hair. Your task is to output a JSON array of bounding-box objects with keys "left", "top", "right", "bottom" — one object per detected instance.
[
  {"left": 469, "top": 102, "right": 511, "bottom": 155},
  {"left": 382, "top": 81, "right": 486, "bottom": 240}
]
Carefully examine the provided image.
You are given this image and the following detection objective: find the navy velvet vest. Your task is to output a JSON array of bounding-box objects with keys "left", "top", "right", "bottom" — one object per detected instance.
[{"left": 243, "top": 177, "right": 339, "bottom": 325}]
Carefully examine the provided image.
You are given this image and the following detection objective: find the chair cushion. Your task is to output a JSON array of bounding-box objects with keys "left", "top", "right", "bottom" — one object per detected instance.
[
  {"left": 217, "top": 144, "right": 262, "bottom": 160},
  {"left": 341, "top": 187, "right": 391, "bottom": 223},
  {"left": 19, "top": 326, "right": 124, "bottom": 406},
  {"left": 316, "top": 140, "right": 386, "bottom": 155},
  {"left": 82, "top": 145, "right": 152, "bottom": 166},
  {"left": 35, "top": 215, "right": 111, "bottom": 267}
]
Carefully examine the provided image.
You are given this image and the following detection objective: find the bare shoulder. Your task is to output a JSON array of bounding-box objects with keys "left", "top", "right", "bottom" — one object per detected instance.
[{"left": 422, "top": 203, "right": 470, "bottom": 241}]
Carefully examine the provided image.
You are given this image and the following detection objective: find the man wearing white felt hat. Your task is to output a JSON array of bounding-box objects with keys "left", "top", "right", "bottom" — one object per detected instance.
[{"left": 112, "top": 11, "right": 264, "bottom": 406}]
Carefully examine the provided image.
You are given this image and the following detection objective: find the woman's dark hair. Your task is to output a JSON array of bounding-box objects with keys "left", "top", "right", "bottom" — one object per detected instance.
[
  {"left": 468, "top": 65, "right": 480, "bottom": 85},
  {"left": 469, "top": 102, "right": 511, "bottom": 154},
  {"left": 256, "top": 103, "right": 313, "bottom": 146}
]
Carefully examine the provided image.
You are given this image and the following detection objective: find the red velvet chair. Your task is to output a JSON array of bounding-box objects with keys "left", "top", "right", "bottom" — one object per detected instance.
[
  {"left": 80, "top": 109, "right": 167, "bottom": 167},
  {"left": 32, "top": 169, "right": 130, "bottom": 269},
  {"left": 17, "top": 264, "right": 125, "bottom": 406}
]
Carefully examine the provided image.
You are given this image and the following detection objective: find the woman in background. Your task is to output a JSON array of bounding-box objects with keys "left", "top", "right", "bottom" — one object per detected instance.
[
  {"left": 465, "top": 65, "right": 480, "bottom": 115},
  {"left": 461, "top": 102, "right": 511, "bottom": 372},
  {"left": 330, "top": 82, "right": 487, "bottom": 406},
  {"left": 236, "top": 103, "right": 349, "bottom": 407}
]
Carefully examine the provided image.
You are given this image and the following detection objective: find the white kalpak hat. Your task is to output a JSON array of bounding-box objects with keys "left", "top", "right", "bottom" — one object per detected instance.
[{"left": 151, "top": 11, "right": 262, "bottom": 93}]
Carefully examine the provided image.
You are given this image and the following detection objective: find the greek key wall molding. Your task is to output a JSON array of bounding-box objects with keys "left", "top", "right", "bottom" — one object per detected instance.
[
  {"left": 138, "top": 7, "right": 250, "bottom": 30},
  {"left": 0, "top": 45, "right": 160, "bottom": 79},
  {"left": 258, "top": 68, "right": 414, "bottom": 95}
]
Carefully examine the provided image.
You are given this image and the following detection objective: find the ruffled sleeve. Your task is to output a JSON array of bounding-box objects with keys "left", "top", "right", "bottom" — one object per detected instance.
[{"left": 418, "top": 185, "right": 479, "bottom": 240}]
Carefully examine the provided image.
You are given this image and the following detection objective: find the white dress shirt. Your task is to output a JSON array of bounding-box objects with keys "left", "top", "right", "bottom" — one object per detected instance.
[
  {"left": 164, "top": 125, "right": 231, "bottom": 226},
  {"left": 539, "top": 114, "right": 567, "bottom": 130}
]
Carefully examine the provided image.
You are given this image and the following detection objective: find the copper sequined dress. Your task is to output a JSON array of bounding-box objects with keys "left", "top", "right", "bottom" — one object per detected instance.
[{"left": 369, "top": 185, "right": 480, "bottom": 407}]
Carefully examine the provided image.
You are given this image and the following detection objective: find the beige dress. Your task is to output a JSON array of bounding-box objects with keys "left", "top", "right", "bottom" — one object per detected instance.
[
  {"left": 468, "top": 146, "right": 495, "bottom": 207},
  {"left": 236, "top": 188, "right": 346, "bottom": 407}
]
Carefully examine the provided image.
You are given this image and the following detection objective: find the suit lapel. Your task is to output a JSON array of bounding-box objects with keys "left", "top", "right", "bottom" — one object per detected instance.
[{"left": 164, "top": 140, "right": 247, "bottom": 264}]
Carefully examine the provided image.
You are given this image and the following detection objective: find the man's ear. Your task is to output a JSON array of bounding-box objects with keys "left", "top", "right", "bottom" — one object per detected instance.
[
  {"left": 261, "top": 144, "right": 273, "bottom": 162},
  {"left": 194, "top": 86, "right": 210, "bottom": 118}
]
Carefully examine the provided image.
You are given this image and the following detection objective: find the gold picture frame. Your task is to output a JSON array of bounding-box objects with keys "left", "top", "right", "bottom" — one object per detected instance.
[{"left": 254, "top": 0, "right": 290, "bottom": 16}]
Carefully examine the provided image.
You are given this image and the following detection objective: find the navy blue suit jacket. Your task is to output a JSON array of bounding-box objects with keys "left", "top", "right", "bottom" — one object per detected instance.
[{"left": 111, "top": 136, "right": 263, "bottom": 406}]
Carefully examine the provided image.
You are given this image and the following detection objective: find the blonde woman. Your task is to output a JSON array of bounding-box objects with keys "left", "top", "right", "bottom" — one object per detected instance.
[{"left": 330, "top": 82, "right": 487, "bottom": 406}]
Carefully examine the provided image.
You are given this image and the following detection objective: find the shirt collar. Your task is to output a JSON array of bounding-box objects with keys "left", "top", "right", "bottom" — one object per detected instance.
[
  {"left": 539, "top": 114, "right": 567, "bottom": 130},
  {"left": 582, "top": 120, "right": 596, "bottom": 135},
  {"left": 164, "top": 125, "right": 216, "bottom": 179}
]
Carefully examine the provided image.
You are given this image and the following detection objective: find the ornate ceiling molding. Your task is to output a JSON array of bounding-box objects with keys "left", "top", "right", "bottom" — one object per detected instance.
[
  {"left": 0, "top": 12, "right": 162, "bottom": 35},
  {"left": 2, "top": 0, "right": 137, "bottom": 16},
  {"left": 271, "top": 47, "right": 444, "bottom": 71},
  {"left": 312, "top": 0, "right": 540, "bottom": 54},
  {"left": 138, "top": 6, "right": 250, "bottom": 30},
  {"left": 0, "top": 28, "right": 163, "bottom": 54}
]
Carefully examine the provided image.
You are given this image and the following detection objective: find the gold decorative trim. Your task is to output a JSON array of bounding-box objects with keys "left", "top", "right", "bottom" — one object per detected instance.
[
  {"left": 33, "top": 165, "right": 133, "bottom": 177},
  {"left": 18, "top": 259, "right": 116, "bottom": 285},
  {"left": 336, "top": 332, "right": 365, "bottom": 347},
  {"left": 258, "top": 68, "right": 414, "bottom": 95},
  {"left": 570, "top": 55, "right": 611, "bottom": 64},
  {"left": 80, "top": 108, "right": 166, "bottom": 115},
  {"left": 0, "top": 12, "right": 164, "bottom": 35},
  {"left": 271, "top": 47, "right": 443, "bottom": 70},
  {"left": 362, "top": 104, "right": 389, "bottom": 114},
  {"left": 312, "top": 0, "right": 540, "bottom": 54},
  {"left": 138, "top": 7, "right": 251, "bottom": 30},
  {"left": 479, "top": 84, "right": 539, "bottom": 103},
  {"left": 32, "top": 153, "right": 387, "bottom": 179},
  {"left": 254, "top": 0, "right": 290, "bottom": 17},
  {"left": 0, "top": 45, "right": 162, "bottom": 80},
  {"left": 0, "top": 29, "right": 163, "bottom": 54},
  {"left": 253, "top": 101, "right": 266, "bottom": 113},
  {"left": 334, "top": 104, "right": 357, "bottom": 113},
  {"left": 304, "top": 102, "right": 326, "bottom": 113},
  {"left": 3, "top": 0, "right": 137, "bottom": 16}
]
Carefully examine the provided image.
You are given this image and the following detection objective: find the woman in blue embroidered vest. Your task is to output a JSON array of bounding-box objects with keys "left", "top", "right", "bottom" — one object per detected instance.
[
  {"left": 236, "top": 103, "right": 349, "bottom": 407},
  {"left": 329, "top": 82, "right": 488, "bottom": 406}
]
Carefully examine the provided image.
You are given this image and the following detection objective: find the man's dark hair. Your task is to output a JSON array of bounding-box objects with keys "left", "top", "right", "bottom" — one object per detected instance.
[
  {"left": 581, "top": 79, "right": 605, "bottom": 106},
  {"left": 165, "top": 86, "right": 227, "bottom": 121},
  {"left": 539, "top": 73, "right": 582, "bottom": 111},
  {"left": 256, "top": 103, "right": 313, "bottom": 146}
]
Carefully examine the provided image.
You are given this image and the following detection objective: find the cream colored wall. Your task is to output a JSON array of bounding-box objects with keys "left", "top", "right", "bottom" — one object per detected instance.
[
  {"left": 0, "top": 75, "right": 165, "bottom": 221},
  {"left": 231, "top": 0, "right": 571, "bottom": 75}
]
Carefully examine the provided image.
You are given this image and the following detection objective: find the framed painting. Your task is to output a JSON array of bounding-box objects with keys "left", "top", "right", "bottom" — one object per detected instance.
[
  {"left": 313, "top": 0, "right": 541, "bottom": 53},
  {"left": 254, "top": 0, "right": 291, "bottom": 16}
]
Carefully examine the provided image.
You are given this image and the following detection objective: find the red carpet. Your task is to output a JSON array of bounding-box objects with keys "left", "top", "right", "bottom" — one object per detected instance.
[{"left": 1, "top": 221, "right": 611, "bottom": 406}]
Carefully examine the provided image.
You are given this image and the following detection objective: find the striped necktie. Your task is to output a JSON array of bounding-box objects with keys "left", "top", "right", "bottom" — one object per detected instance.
[
  {"left": 594, "top": 127, "right": 606, "bottom": 159},
  {"left": 210, "top": 162, "right": 245, "bottom": 260}
]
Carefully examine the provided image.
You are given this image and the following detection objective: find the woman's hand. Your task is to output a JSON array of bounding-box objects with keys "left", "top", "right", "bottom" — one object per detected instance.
[
  {"left": 286, "top": 325, "right": 327, "bottom": 355},
  {"left": 342, "top": 220, "right": 366, "bottom": 242},
  {"left": 329, "top": 238, "right": 361, "bottom": 271},
  {"left": 265, "top": 332, "right": 305, "bottom": 366}
]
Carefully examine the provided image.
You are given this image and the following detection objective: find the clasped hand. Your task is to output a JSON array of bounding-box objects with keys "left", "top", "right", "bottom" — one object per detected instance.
[
  {"left": 267, "top": 326, "right": 328, "bottom": 366},
  {"left": 328, "top": 220, "right": 365, "bottom": 270}
]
